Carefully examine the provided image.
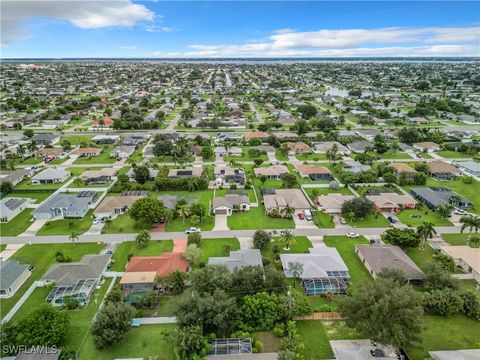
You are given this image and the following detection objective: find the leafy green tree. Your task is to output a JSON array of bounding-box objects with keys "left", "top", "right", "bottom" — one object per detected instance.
[
  {"left": 91, "top": 303, "right": 135, "bottom": 349},
  {"left": 187, "top": 232, "right": 202, "bottom": 246},
  {"left": 231, "top": 266, "right": 266, "bottom": 297},
  {"left": 297, "top": 104, "right": 317, "bottom": 119},
  {"left": 423, "top": 289, "right": 463, "bottom": 316},
  {"left": 341, "top": 197, "right": 375, "bottom": 221},
  {"left": 279, "top": 321, "right": 305, "bottom": 358},
  {"left": 129, "top": 197, "right": 164, "bottom": 227},
  {"left": 184, "top": 244, "right": 201, "bottom": 267},
  {"left": 281, "top": 173, "right": 297, "bottom": 189},
  {"left": 460, "top": 290, "right": 480, "bottom": 320},
  {"left": 133, "top": 165, "right": 151, "bottom": 184},
  {"left": 170, "top": 325, "right": 208, "bottom": 360},
  {"left": 200, "top": 146, "right": 214, "bottom": 159},
  {"left": 189, "top": 265, "right": 232, "bottom": 295},
  {"left": 432, "top": 253, "right": 456, "bottom": 273},
  {"left": 135, "top": 230, "right": 151, "bottom": 248},
  {"left": 0, "top": 181, "right": 13, "bottom": 194},
  {"left": 377, "top": 268, "right": 409, "bottom": 285},
  {"left": 423, "top": 261, "right": 458, "bottom": 291},
  {"left": 23, "top": 129, "right": 34, "bottom": 138},
  {"left": 164, "top": 270, "right": 187, "bottom": 294},
  {"left": 253, "top": 230, "right": 272, "bottom": 250},
  {"left": 437, "top": 204, "right": 454, "bottom": 220},
  {"left": 338, "top": 277, "right": 424, "bottom": 348},
  {"left": 241, "top": 292, "right": 282, "bottom": 331},
  {"left": 382, "top": 228, "right": 421, "bottom": 249}
]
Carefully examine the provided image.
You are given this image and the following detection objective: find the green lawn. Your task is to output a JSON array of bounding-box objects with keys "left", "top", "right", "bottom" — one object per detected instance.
[
  {"left": 424, "top": 178, "right": 479, "bottom": 214},
  {"left": 73, "top": 147, "right": 116, "bottom": 164},
  {"left": 61, "top": 135, "right": 93, "bottom": 145},
  {"left": 79, "top": 324, "right": 176, "bottom": 360},
  {"left": 1, "top": 190, "right": 54, "bottom": 202},
  {"left": 442, "top": 233, "right": 471, "bottom": 246},
  {"left": 15, "top": 177, "right": 71, "bottom": 190},
  {"left": 216, "top": 188, "right": 256, "bottom": 202},
  {"left": 323, "top": 236, "right": 372, "bottom": 290},
  {"left": 14, "top": 156, "right": 43, "bottom": 166},
  {"left": 0, "top": 242, "right": 103, "bottom": 319},
  {"left": 227, "top": 206, "right": 295, "bottom": 230},
  {"left": 102, "top": 213, "right": 150, "bottom": 234},
  {"left": 66, "top": 167, "right": 91, "bottom": 177},
  {"left": 0, "top": 208, "right": 34, "bottom": 236},
  {"left": 397, "top": 208, "right": 453, "bottom": 227},
  {"left": 296, "top": 153, "right": 328, "bottom": 161},
  {"left": 345, "top": 213, "right": 391, "bottom": 228},
  {"left": 304, "top": 187, "right": 353, "bottom": 198},
  {"left": 36, "top": 210, "right": 94, "bottom": 236},
  {"left": 126, "top": 146, "right": 144, "bottom": 164},
  {"left": 313, "top": 211, "right": 335, "bottom": 228},
  {"left": 49, "top": 157, "right": 68, "bottom": 165},
  {"left": 405, "top": 243, "right": 436, "bottom": 271},
  {"left": 275, "top": 149, "right": 288, "bottom": 161},
  {"left": 199, "top": 237, "right": 240, "bottom": 263},
  {"left": 110, "top": 240, "right": 173, "bottom": 271},
  {"left": 379, "top": 151, "right": 412, "bottom": 159},
  {"left": 223, "top": 147, "right": 268, "bottom": 162},
  {"left": 406, "top": 315, "right": 480, "bottom": 360},
  {"left": 436, "top": 150, "right": 470, "bottom": 159},
  {"left": 252, "top": 332, "right": 281, "bottom": 353},
  {"left": 261, "top": 236, "right": 312, "bottom": 262}
]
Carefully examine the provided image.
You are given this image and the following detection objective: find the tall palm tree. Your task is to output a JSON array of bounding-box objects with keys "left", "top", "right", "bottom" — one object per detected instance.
[
  {"left": 284, "top": 204, "right": 295, "bottom": 218},
  {"left": 449, "top": 195, "right": 462, "bottom": 208},
  {"left": 460, "top": 215, "right": 480, "bottom": 239},
  {"left": 437, "top": 204, "right": 454, "bottom": 220},
  {"left": 287, "top": 261, "right": 304, "bottom": 288},
  {"left": 416, "top": 221, "right": 437, "bottom": 250},
  {"left": 466, "top": 235, "right": 480, "bottom": 248},
  {"left": 69, "top": 231, "right": 79, "bottom": 247},
  {"left": 178, "top": 205, "right": 190, "bottom": 225},
  {"left": 282, "top": 230, "right": 296, "bottom": 251}
]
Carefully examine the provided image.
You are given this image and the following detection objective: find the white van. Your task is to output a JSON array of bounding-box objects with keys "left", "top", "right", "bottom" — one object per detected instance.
[{"left": 303, "top": 209, "right": 313, "bottom": 221}]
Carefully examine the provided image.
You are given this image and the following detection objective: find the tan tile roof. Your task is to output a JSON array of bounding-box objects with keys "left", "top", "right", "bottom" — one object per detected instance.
[
  {"left": 440, "top": 245, "right": 480, "bottom": 274},
  {"left": 390, "top": 163, "right": 417, "bottom": 173},
  {"left": 296, "top": 164, "right": 331, "bottom": 175},
  {"left": 94, "top": 195, "right": 143, "bottom": 214},
  {"left": 428, "top": 161, "right": 461, "bottom": 174}
]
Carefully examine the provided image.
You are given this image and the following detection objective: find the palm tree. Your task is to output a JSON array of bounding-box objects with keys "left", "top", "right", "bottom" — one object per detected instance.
[
  {"left": 460, "top": 215, "right": 480, "bottom": 239},
  {"left": 466, "top": 235, "right": 480, "bottom": 248},
  {"left": 178, "top": 205, "right": 190, "bottom": 225},
  {"left": 165, "top": 209, "right": 175, "bottom": 225},
  {"left": 284, "top": 204, "right": 295, "bottom": 218},
  {"left": 416, "top": 221, "right": 437, "bottom": 250},
  {"left": 69, "top": 231, "right": 79, "bottom": 247},
  {"left": 449, "top": 194, "right": 462, "bottom": 208},
  {"left": 282, "top": 230, "right": 296, "bottom": 251},
  {"left": 287, "top": 261, "right": 304, "bottom": 288},
  {"left": 437, "top": 204, "right": 454, "bottom": 220}
]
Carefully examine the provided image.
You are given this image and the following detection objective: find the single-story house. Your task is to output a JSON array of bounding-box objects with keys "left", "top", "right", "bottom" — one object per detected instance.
[
  {"left": 167, "top": 167, "right": 203, "bottom": 178},
  {"left": 208, "top": 249, "right": 263, "bottom": 272},
  {"left": 94, "top": 195, "right": 144, "bottom": 221},
  {"left": 314, "top": 141, "right": 350, "bottom": 155},
  {"left": 158, "top": 194, "right": 182, "bottom": 210},
  {"left": 38, "top": 147, "right": 65, "bottom": 159},
  {"left": 228, "top": 147, "right": 243, "bottom": 156},
  {"left": 263, "top": 189, "right": 310, "bottom": 217},
  {"left": 214, "top": 146, "right": 227, "bottom": 157},
  {"left": 91, "top": 134, "right": 119, "bottom": 144},
  {"left": 121, "top": 240, "right": 188, "bottom": 291},
  {"left": 413, "top": 141, "right": 441, "bottom": 153},
  {"left": 285, "top": 142, "right": 312, "bottom": 154},
  {"left": 112, "top": 145, "right": 135, "bottom": 159},
  {"left": 126, "top": 167, "right": 158, "bottom": 181},
  {"left": 0, "top": 260, "right": 31, "bottom": 298},
  {"left": 122, "top": 134, "right": 148, "bottom": 146},
  {"left": 390, "top": 163, "right": 417, "bottom": 176},
  {"left": 428, "top": 161, "right": 461, "bottom": 180},
  {"left": 341, "top": 161, "right": 371, "bottom": 174},
  {"left": 214, "top": 166, "right": 245, "bottom": 186},
  {"left": 92, "top": 117, "right": 113, "bottom": 127},
  {"left": 31, "top": 168, "right": 70, "bottom": 185},
  {"left": 0, "top": 169, "right": 34, "bottom": 186},
  {"left": 33, "top": 191, "right": 98, "bottom": 220},
  {"left": 316, "top": 194, "right": 355, "bottom": 214},
  {"left": 42, "top": 254, "right": 110, "bottom": 306},
  {"left": 244, "top": 131, "right": 269, "bottom": 141},
  {"left": 32, "top": 133, "right": 59, "bottom": 145},
  {"left": 452, "top": 160, "right": 480, "bottom": 176},
  {"left": 296, "top": 164, "right": 333, "bottom": 181},
  {"left": 346, "top": 141, "right": 372, "bottom": 153},
  {"left": 69, "top": 147, "right": 102, "bottom": 158},
  {"left": 355, "top": 244, "right": 424, "bottom": 284},
  {"left": 212, "top": 193, "right": 250, "bottom": 215},
  {"left": 411, "top": 186, "right": 472, "bottom": 209},
  {"left": 280, "top": 246, "right": 350, "bottom": 295},
  {"left": 80, "top": 168, "right": 117, "bottom": 184},
  {"left": 440, "top": 245, "right": 480, "bottom": 283},
  {"left": 254, "top": 165, "right": 289, "bottom": 180},
  {"left": 365, "top": 192, "right": 417, "bottom": 213},
  {"left": 0, "top": 197, "right": 32, "bottom": 222}
]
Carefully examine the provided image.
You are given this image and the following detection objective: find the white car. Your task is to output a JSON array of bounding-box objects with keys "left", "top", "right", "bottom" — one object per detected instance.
[
  {"left": 454, "top": 209, "right": 467, "bottom": 215},
  {"left": 185, "top": 227, "right": 201, "bottom": 234},
  {"left": 346, "top": 232, "right": 360, "bottom": 238},
  {"left": 93, "top": 217, "right": 101, "bottom": 225}
]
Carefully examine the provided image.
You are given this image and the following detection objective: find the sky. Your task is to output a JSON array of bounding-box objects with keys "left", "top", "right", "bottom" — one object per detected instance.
[{"left": 1, "top": 1, "right": 479, "bottom": 58}]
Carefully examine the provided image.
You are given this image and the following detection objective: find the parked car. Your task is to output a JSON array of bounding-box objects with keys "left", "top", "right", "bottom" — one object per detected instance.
[
  {"left": 454, "top": 209, "right": 467, "bottom": 215},
  {"left": 347, "top": 232, "right": 360, "bottom": 238},
  {"left": 387, "top": 215, "right": 396, "bottom": 224},
  {"left": 93, "top": 217, "right": 101, "bottom": 225},
  {"left": 185, "top": 227, "right": 201, "bottom": 234},
  {"left": 298, "top": 213, "right": 304, "bottom": 220},
  {"left": 339, "top": 217, "right": 347, "bottom": 224},
  {"left": 303, "top": 209, "right": 313, "bottom": 221}
]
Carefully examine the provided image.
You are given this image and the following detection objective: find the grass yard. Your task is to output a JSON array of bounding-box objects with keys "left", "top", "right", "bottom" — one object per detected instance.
[
  {"left": 49, "top": 157, "right": 68, "bottom": 165},
  {"left": 323, "top": 236, "right": 372, "bottom": 290},
  {"left": 405, "top": 243, "right": 436, "bottom": 271},
  {"left": 15, "top": 177, "right": 71, "bottom": 190},
  {"left": 73, "top": 147, "right": 116, "bottom": 164},
  {"left": 313, "top": 211, "right": 335, "bottom": 228},
  {"left": 275, "top": 149, "right": 288, "bottom": 161},
  {"left": 261, "top": 236, "right": 312, "bottom": 262},
  {"left": 61, "top": 135, "right": 93, "bottom": 145},
  {"left": 199, "top": 237, "right": 240, "bottom": 263},
  {"left": 14, "top": 156, "right": 43, "bottom": 166},
  {"left": 296, "top": 152, "right": 328, "bottom": 161},
  {"left": 252, "top": 332, "right": 281, "bottom": 353},
  {"left": 79, "top": 324, "right": 176, "bottom": 360},
  {"left": 379, "top": 151, "right": 412, "bottom": 159},
  {"left": 0, "top": 208, "right": 34, "bottom": 236},
  {"left": 442, "top": 233, "right": 471, "bottom": 246},
  {"left": 126, "top": 146, "right": 144, "bottom": 164},
  {"left": 227, "top": 205, "right": 295, "bottom": 230},
  {"left": 102, "top": 213, "right": 149, "bottom": 234},
  {"left": 223, "top": 147, "right": 268, "bottom": 162},
  {"left": 406, "top": 315, "right": 480, "bottom": 360},
  {"left": 424, "top": 177, "right": 480, "bottom": 214},
  {"left": 110, "top": 240, "right": 173, "bottom": 271},
  {"left": 397, "top": 208, "right": 453, "bottom": 227},
  {"left": 36, "top": 210, "right": 94, "bottom": 236},
  {"left": 345, "top": 213, "right": 391, "bottom": 228},
  {"left": 66, "top": 167, "right": 91, "bottom": 177},
  {"left": 304, "top": 187, "right": 353, "bottom": 198},
  {"left": 0, "top": 242, "right": 103, "bottom": 319},
  {"left": 1, "top": 190, "right": 54, "bottom": 202},
  {"left": 435, "top": 150, "right": 470, "bottom": 159}
]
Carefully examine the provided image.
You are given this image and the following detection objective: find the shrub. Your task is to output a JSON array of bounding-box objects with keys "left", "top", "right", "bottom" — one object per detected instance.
[{"left": 423, "top": 289, "right": 463, "bottom": 316}]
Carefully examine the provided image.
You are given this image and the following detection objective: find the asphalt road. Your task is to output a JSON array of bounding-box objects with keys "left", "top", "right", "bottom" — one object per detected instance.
[{"left": 0, "top": 225, "right": 464, "bottom": 245}]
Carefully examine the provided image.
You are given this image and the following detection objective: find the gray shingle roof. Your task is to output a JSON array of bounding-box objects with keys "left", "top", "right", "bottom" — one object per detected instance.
[
  {"left": 208, "top": 249, "right": 263, "bottom": 272},
  {"left": 0, "top": 260, "right": 29, "bottom": 290}
]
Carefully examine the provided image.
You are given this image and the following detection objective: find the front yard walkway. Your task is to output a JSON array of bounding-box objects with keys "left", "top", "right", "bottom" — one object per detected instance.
[
  {"left": 19, "top": 219, "right": 47, "bottom": 236},
  {"left": 238, "top": 236, "right": 253, "bottom": 250}
]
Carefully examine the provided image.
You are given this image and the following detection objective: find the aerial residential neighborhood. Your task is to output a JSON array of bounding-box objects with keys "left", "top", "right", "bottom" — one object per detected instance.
[{"left": 0, "top": 1, "right": 479, "bottom": 360}]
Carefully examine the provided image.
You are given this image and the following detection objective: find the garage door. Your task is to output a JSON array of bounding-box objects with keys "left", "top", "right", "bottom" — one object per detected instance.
[{"left": 215, "top": 209, "right": 228, "bottom": 215}]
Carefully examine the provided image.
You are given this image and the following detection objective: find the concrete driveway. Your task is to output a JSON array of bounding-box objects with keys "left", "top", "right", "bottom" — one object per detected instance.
[
  {"left": 19, "top": 219, "right": 48, "bottom": 236},
  {"left": 213, "top": 214, "right": 229, "bottom": 231},
  {"left": 293, "top": 212, "right": 317, "bottom": 229}
]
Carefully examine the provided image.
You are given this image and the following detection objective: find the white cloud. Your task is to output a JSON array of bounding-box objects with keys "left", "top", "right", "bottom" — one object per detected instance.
[
  {"left": 120, "top": 45, "right": 138, "bottom": 50},
  {"left": 1, "top": 0, "right": 155, "bottom": 46},
  {"left": 179, "top": 26, "right": 480, "bottom": 57},
  {"left": 145, "top": 25, "right": 177, "bottom": 33}
]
